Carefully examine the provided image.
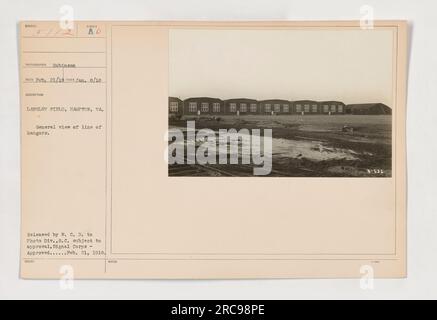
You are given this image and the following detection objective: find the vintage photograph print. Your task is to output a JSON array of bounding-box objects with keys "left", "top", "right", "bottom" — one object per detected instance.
[{"left": 168, "top": 28, "right": 394, "bottom": 177}]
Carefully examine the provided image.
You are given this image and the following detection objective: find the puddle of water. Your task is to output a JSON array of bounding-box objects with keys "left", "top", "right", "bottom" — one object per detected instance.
[
  {"left": 272, "top": 138, "right": 359, "bottom": 161},
  {"left": 168, "top": 127, "right": 359, "bottom": 162}
]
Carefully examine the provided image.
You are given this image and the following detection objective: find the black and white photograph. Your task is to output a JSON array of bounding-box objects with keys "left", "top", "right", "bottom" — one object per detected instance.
[{"left": 168, "top": 29, "right": 394, "bottom": 177}]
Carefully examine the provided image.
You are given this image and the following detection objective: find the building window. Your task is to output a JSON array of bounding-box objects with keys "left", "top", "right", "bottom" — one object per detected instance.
[
  {"left": 229, "top": 103, "right": 237, "bottom": 112},
  {"left": 189, "top": 102, "right": 197, "bottom": 113},
  {"left": 338, "top": 105, "right": 343, "bottom": 113},
  {"left": 264, "top": 104, "right": 271, "bottom": 112},
  {"left": 296, "top": 104, "right": 302, "bottom": 112},
  {"left": 304, "top": 104, "right": 310, "bottom": 113},
  {"left": 170, "top": 102, "right": 178, "bottom": 112},
  {"left": 274, "top": 104, "right": 281, "bottom": 112},
  {"left": 323, "top": 104, "right": 329, "bottom": 113},
  {"left": 201, "top": 102, "right": 209, "bottom": 112},
  {"left": 240, "top": 103, "right": 247, "bottom": 112},
  {"left": 250, "top": 103, "right": 257, "bottom": 112},
  {"left": 283, "top": 104, "right": 289, "bottom": 113},
  {"left": 331, "top": 105, "right": 336, "bottom": 112},
  {"left": 213, "top": 103, "right": 220, "bottom": 113},
  {"left": 312, "top": 104, "right": 318, "bottom": 113}
]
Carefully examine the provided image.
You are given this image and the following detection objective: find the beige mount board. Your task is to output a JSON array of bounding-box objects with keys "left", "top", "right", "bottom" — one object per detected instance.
[{"left": 20, "top": 21, "right": 407, "bottom": 279}]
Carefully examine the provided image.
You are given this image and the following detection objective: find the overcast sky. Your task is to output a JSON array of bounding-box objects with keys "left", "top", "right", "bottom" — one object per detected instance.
[{"left": 169, "top": 28, "right": 395, "bottom": 106}]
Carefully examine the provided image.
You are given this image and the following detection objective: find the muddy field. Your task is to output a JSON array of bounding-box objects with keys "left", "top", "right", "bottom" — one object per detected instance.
[{"left": 168, "top": 115, "right": 392, "bottom": 177}]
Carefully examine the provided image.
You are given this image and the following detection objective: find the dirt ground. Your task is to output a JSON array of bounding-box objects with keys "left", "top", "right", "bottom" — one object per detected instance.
[{"left": 168, "top": 115, "right": 392, "bottom": 177}]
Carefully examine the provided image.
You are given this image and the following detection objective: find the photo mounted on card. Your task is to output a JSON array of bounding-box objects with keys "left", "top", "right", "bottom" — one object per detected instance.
[{"left": 20, "top": 21, "right": 407, "bottom": 279}]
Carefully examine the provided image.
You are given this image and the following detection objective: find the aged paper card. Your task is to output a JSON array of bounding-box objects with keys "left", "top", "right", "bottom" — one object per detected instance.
[{"left": 20, "top": 21, "right": 407, "bottom": 279}]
